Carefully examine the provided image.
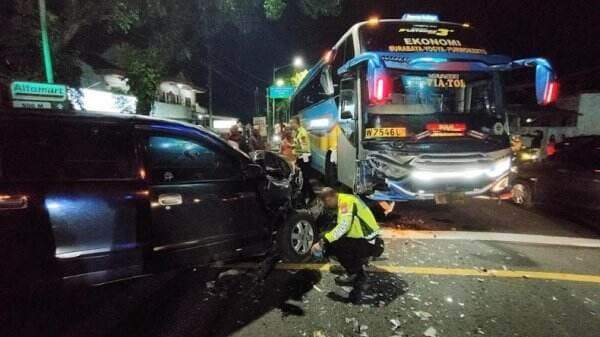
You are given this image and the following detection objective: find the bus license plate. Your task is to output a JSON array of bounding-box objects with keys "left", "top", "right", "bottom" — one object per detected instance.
[
  {"left": 365, "top": 127, "right": 407, "bottom": 138},
  {"left": 434, "top": 192, "right": 466, "bottom": 205}
]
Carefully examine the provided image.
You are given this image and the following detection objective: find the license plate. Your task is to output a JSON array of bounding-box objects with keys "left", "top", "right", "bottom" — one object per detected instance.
[
  {"left": 365, "top": 127, "right": 407, "bottom": 138},
  {"left": 434, "top": 192, "right": 466, "bottom": 205}
]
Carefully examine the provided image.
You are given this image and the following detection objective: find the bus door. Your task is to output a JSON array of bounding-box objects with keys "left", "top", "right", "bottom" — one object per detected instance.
[{"left": 337, "top": 75, "right": 359, "bottom": 188}]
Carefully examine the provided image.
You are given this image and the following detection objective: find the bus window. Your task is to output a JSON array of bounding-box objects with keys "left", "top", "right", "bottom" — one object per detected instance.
[{"left": 294, "top": 68, "right": 326, "bottom": 111}]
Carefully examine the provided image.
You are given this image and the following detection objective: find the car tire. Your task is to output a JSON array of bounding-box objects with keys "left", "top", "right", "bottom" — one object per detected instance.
[
  {"left": 277, "top": 211, "right": 317, "bottom": 262},
  {"left": 512, "top": 181, "right": 533, "bottom": 208}
]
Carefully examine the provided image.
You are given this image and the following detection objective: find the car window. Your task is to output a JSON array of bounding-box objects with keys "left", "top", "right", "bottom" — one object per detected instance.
[
  {"left": 59, "top": 123, "right": 135, "bottom": 180},
  {"left": 1, "top": 120, "right": 60, "bottom": 182},
  {"left": 147, "top": 136, "right": 240, "bottom": 183}
]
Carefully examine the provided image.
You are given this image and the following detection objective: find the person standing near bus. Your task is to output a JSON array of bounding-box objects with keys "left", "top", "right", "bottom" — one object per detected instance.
[{"left": 290, "top": 116, "right": 315, "bottom": 204}]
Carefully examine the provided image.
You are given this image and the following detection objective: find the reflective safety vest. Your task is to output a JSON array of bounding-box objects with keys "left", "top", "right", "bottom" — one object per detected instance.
[
  {"left": 293, "top": 126, "right": 311, "bottom": 154},
  {"left": 324, "top": 193, "right": 380, "bottom": 243}
]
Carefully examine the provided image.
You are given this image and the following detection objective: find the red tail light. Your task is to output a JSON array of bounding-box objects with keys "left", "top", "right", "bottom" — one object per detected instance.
[
  {"left": 370, "top": 75, "right": 391, "bottom": 104},
  {"left": 543, "top": 80, "right": 559, "bottom": 105},
  {"left": 0, "top": 194, "right": 28, "bottom": 210}
]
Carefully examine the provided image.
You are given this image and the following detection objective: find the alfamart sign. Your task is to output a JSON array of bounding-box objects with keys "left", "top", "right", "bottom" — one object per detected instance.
[
  {"left": 10, "top": 81, "right": 67, "bottom": 102},
  {"left": 10, "top": 81, "right": 68, "bottom": 109}
]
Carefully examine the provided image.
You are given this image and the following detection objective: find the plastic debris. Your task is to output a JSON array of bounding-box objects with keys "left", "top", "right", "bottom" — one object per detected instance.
[
  {"left": 390, "top": 318, "right": 401, "bottom": 330},
  {"left": 218, "top": 269, "right": 242, "bottom": 279},
  {"left": 475, "top": 327, "right": 485, "bottom": 335},
  {"left": 359, "top": 324, "right": 368, "bottom": 332},
  {"left": 205, "top": 281, "right": 215, "bottom": 289},
  {"left": 345, "top": 317, "right": 359, "bottom": 332},
  {"left": 313, "top": 285, "right": 323, "bottom": 292},
  {"left": 424, "top": 326, "right": 437, "bottom": 337},
  {"left": 313, "top": 331, "right": 326, "bottom": 337},
  {"left": 414, "top": 311, "right": 433, "bottom": 320}
]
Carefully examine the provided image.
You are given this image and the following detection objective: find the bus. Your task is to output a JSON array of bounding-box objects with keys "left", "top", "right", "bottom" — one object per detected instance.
[{"left": 290, "top": 14, "right": 558, "bottom": 203}]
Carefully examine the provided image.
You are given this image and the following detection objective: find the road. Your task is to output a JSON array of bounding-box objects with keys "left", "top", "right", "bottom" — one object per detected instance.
[{"left": 15, "top": 200, "right": 600, "bottom": 337}]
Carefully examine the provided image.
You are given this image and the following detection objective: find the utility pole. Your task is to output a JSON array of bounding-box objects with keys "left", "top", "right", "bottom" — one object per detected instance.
[
  {"left": 39, "top": 0, "right": 54, "bottom": 83},
  {"left": 254, "top": 86, "right": 259, "bottom": 116},
  {"left": 207, "top": 56, "right": 213, "bottom": 129}
]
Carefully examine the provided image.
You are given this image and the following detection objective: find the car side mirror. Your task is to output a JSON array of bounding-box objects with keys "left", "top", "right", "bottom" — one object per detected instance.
[
  {"left": 244, "top": 163, "right": 264, "bottom": 179},
  {"left": 340, "top": 110, "right": 354, "bottom": 120}
]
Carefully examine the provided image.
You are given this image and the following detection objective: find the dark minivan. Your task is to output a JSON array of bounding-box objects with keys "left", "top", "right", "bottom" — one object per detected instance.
[
  {"left": 511, "top": 135, "right": 600, "bottom": 226},
  {"left": 0, "top": 110, "right": 315, "bottom": 297}
]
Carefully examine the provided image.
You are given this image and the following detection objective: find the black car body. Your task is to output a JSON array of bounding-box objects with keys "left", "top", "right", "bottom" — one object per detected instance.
[
  {"left": 0, "top": 110, "right": 310, "bottom": 292},
  {"left": 511, "top": 136, "right": 600, "bottom": 225}
]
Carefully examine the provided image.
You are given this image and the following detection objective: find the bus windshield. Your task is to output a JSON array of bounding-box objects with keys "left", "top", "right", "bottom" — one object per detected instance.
[
  {"left": 363, "top": 70, "right": 500, "bottom": 140},
  {"left": 359, "top": 21, "right": 490, "bottom": 55},
  {"left": 370, "top": 70, "right": 497, "bottom": 115}
]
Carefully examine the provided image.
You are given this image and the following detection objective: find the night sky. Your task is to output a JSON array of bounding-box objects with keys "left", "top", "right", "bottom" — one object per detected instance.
[{"left": 194, "top": 0, "right": 600, "bottom": 121}]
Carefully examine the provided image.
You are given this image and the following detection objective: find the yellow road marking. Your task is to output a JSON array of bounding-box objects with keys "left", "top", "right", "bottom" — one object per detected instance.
[{"left": 228, "top": 262, "right": 600, "bottom": 285}]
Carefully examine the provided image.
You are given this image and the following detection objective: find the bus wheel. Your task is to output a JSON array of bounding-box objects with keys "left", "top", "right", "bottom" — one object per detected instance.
[{"left": 325, "top": 152, "right": 338, "bottom": 187}]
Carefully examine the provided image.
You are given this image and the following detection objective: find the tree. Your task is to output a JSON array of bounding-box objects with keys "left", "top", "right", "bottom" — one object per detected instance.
[
  {"left": 124, "top": 48, "right": 162, "bottom": 115},
  {"left": 290, "top": 70, "right": 309, "bottom": 88},
  {"left": 0, "top": 0, "right": 344, "bottom": 110}
]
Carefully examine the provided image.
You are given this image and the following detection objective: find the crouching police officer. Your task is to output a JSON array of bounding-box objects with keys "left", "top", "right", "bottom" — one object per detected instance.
[{"left": 311, "top": 187, "right": 384, "bottom": 302}]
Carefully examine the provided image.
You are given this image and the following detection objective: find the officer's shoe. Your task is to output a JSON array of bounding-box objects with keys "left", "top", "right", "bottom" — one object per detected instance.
[
  {"left": 334, "top": 274, "right": 358, "bottom": 286},
  {"left": 349, "top": 282, "right": 370, "bottom": 304}
]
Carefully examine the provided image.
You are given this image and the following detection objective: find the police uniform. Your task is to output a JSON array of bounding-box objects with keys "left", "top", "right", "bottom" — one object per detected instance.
[
  {"left": 323, "top": 193, "right": 381, "bottom": 279},
  {"left": 293, "top": 125, "right": 314, "bottom": 202}
]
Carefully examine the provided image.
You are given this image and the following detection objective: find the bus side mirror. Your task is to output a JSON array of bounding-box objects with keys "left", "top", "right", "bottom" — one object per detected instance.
[
  {"left": 535, "top": 64, "right": 559, "bottom": 106},
  {"left": 511, "top": 58, "right": 559, "bottom": 106}
]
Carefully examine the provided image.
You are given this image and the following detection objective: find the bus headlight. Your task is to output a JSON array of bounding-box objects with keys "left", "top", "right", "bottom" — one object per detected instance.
[{"left": 486, "top": 157, "right": 511, "bottom": 178}]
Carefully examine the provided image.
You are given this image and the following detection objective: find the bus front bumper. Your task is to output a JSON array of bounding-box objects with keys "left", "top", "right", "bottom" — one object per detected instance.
[{"left": 367, "top": 174, "right": 511, "bottom": 202}]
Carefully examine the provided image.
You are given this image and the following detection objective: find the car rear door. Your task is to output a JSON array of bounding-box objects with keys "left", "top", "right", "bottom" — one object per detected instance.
[
  {"left": 0, "top": 116, "right": 147, "bottom": 285},
  {"left": 139, "top": 126, "right": 270, "bottom": 269}
]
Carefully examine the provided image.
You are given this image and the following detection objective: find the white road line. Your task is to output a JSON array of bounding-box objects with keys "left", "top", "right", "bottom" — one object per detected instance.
[{"left": 381, "top": 229, "right": 600, "bottom": 248}]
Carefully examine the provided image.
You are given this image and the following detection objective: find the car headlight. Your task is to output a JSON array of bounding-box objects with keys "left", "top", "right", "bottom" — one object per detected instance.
[{"left": 486, "top": 157, "right": 511, "bottom": 178}]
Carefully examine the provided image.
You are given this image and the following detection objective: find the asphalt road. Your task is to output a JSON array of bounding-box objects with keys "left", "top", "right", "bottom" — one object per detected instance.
[{"left": 12, "top": 200, "right": 600, "bottom": 337}]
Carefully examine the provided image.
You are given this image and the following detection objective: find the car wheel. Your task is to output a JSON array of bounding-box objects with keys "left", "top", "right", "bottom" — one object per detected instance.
[
  {"left": 512, "top": 182, "right": 533, "bottom": 208},
  {"left": 277, "top": 211, "right": 316, "bottom": 262}
]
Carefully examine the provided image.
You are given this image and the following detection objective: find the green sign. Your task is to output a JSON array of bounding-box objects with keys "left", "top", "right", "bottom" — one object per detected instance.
[
  {"left": 269, "top": 86, "right": 295, "bottom": 99},
  {"left": 11, "top": 81, "right": 67, "bottom": 102}
]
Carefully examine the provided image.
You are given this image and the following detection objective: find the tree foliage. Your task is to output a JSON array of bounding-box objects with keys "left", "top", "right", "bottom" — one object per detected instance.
[
  {"left": 125, "top": 48, "right": 162, "bottom": 115},
  {"left": 0, "top": 0, "right": 344, "bottom": 107}
]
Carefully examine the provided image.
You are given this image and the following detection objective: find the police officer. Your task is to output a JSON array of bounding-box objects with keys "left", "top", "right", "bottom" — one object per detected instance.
[
  {"left": 311, "top": 187, "right": 383, "bottom": 302},
  {"left": 290, "top": 116, "right": 315, "bottom": 204}
]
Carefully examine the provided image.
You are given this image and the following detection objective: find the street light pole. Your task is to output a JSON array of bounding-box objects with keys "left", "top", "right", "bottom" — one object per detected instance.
[
  {"left": 270, "top": 57, "right": 304, "bottom": 130},
  {"left": 39, "top": 0, "right": 54, "bottom": 83}
]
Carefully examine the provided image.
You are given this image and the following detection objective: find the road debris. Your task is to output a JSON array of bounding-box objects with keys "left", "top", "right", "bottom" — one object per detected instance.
[
  {"left": 414, "top": 311, "right": 433, "bottom": 320},
  {"left": 424, "top": 326, "right": 437, "bottom": 337},
  {"left": 218, "top": 269, "right": 243, "bottom": 279}
]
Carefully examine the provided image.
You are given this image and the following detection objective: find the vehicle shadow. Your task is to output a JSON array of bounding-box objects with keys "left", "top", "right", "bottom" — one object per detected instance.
[
  {"left": 326, "top": 265, "right": 409, "bottom": 306},
  {"left": 102, "top": 268, "right": 322, "bottom": 337}
]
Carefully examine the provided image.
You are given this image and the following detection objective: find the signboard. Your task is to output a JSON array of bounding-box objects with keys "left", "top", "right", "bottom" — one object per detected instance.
[
  {"left": 11, "top": 81, "right": 67, "bottom": 102},
  {"left": 12, "top": 100, "right": 66, "bottom": 110},
  {"left": 269, "top": 86, "right": 295, "bottom": 99}
]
